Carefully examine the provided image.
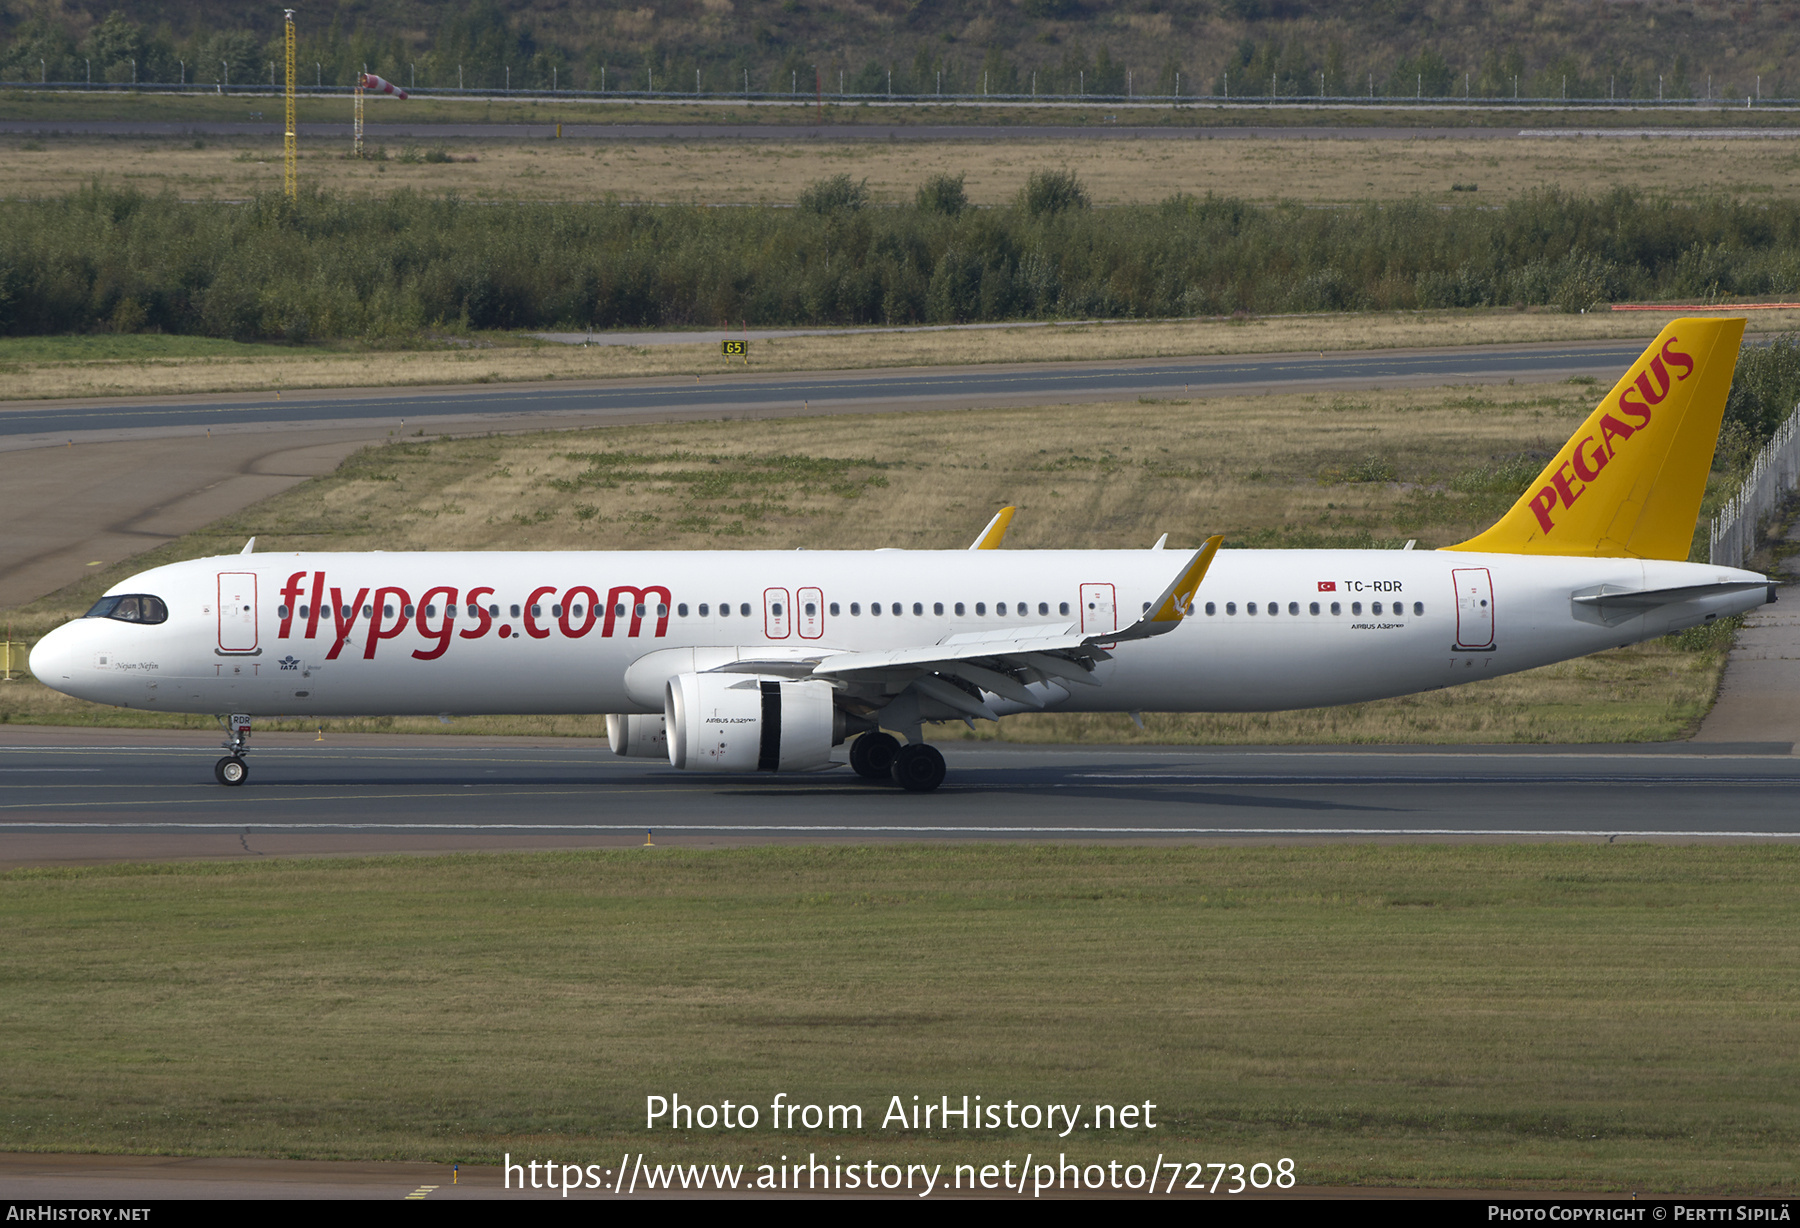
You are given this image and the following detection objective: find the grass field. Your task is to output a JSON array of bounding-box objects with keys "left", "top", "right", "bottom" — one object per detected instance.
[
  {"left": 1, "top": 845, "right": 1795, "bottom": 1191},
  {"left": 6, "top": 307, "right": 1795, "bottom": 404},
  {"left": 0, "top": 381, "right": 1742, "bottom": 743},
  {"left": 11, "top": 130, "right": 1800, "bottom": 205}
]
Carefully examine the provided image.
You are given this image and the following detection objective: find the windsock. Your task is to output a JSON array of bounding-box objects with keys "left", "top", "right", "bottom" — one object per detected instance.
[{"left": 359, "top": 72, "right": 408, "bottom": 100}]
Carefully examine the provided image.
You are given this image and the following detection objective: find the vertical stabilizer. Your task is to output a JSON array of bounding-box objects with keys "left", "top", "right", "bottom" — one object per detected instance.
[{"left": 1446, "top": 317, "right": 1745, "bottom": 560}]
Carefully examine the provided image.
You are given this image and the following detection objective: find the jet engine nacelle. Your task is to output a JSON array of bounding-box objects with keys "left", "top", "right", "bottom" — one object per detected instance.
[
  {"left": 665, "top": 672, "right": 839, "bottom": 772},
  {"left": 606, "top": 713, "right": 667, "bottom": 758}
]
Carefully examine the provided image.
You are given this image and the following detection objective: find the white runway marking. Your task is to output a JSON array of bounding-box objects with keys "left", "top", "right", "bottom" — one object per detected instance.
[{"left": 3, "top": 821, "right": 1798, "bottom": 838}]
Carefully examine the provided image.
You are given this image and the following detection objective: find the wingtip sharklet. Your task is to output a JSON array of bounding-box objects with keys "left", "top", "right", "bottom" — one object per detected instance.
[
  {"left": 969, "top": 506, "right": 1017, "bottom": 550},
  {"left": 1105, "top": 534, "right": 1224, "bottom": 643}
]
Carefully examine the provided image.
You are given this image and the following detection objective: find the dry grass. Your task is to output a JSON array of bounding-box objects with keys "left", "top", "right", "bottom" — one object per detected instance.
[
  {"left": 9, "top": 133, "right": 1800, "bottom": 205},
  {"left": 7, "top": 307, "right": 1794, "bottom": 403},
  {"left": 2, "top": 381, "right": 1738, "bottom": 743}
]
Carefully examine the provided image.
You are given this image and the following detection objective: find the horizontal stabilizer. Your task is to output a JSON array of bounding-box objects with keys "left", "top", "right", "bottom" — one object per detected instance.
[{"left": 1571, "top": 580, "right": 1772, "bottom": 626}]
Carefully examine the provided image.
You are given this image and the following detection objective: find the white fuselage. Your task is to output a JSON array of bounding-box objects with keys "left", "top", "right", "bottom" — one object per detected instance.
[{"left": 29, "top": 548, "right": 1770, "bottom": 721}]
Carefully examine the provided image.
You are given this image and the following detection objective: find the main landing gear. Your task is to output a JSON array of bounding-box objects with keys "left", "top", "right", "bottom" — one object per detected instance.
[
  {"left": 849, "top": 732, "right": 947, "bottom": 793},
  {"left": 214, "top": 713, "right": 252, "bottom": 787}
]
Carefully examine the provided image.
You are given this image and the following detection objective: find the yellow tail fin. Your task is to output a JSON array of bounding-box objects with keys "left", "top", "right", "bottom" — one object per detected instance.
[{"left": 1446, "top": 317, "right": 1745, "bottom": 560}]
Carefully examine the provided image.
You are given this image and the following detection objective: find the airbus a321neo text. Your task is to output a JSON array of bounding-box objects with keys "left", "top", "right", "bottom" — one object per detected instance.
[{"left": 31, "top": 319, "right": 1772, "bottom": 792}]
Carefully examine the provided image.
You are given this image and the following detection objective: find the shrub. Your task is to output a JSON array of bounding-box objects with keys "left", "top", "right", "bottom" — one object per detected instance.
[
  {"left": 915, "top": 172, "right": 967, "bottom": 216},
  {"left": 1019, "top": 169, "right": 1088, "bottom": 217}
]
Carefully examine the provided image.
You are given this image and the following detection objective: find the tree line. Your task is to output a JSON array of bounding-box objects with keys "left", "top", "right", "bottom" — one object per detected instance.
[{"left": 6, "top": 176, "right": 1800, "bottom": 436}]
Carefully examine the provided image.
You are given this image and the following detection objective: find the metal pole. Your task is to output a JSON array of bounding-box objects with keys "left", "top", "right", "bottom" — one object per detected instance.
[{"left": 283, "top": 10, "right": 297, "bottom": 200}]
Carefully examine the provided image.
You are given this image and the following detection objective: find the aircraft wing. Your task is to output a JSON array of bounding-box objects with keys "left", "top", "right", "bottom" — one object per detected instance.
[{"left": 810, "top": 537, "right": 1222, "bottom": 714}]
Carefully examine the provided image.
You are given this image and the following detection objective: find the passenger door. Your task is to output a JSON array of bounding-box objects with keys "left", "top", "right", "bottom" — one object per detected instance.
[
  {"left": 217, "top": 572, "right": 258, "bottom": 654},
  {"left": 1452, "top": 568, "right": 1495, "bottom": 650}
]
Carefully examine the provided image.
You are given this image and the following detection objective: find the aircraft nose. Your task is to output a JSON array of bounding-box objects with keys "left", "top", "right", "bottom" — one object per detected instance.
[{"left": 28, "top": 623, "right": 76, "bottom": 685}]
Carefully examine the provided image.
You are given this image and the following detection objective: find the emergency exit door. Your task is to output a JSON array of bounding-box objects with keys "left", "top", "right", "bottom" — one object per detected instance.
[
  {"left": 1080, "top": 583, "right": 1116, "bottom": 637},
  {"left": 217, "top": 572, "right": 259, "bottom": 653}
]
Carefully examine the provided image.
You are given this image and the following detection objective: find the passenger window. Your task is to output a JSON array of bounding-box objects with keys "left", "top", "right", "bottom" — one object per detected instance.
[
  {"left": 510, "top": 604, "right": 521, "bottom": 618},
  {"left": 975, "top": 602, "right": 986, "bottom": 615},
  {"left": 678, "top": 603, "right": 689, "bottom": 617},
  {"left": 278, "top": 604, "right": 291, "bottom": 619},
  {"left": 1288, "top": 602, "right": 1299, "bottom": 615},
  {"left": 872, "top": 603, "right": 882, "bottom": 616},
  {"left": 805, "top": 602, "right": 817, "bottom": 616},
  {"left": 892, "top": 603, "right": 902, "bottom": 616},
  {"left": 1372, "top": 601, "right": 1383, "bottom": 615},
  {"left": 364, "top": 605, "right": 375, "bottom": 618},
  {"left": 1352, "top": 602, "right": 1362, "bottom": 615},
  {"left": 997, "top": 602, "right": 1008, "bottom": 616},
  {"left": 550, "top": 604, "right": 562, "bottom": 618},
  {"left": 955, "top": 602, "right": 965, "bottom": 615},
  {"left": 1246, "top": 602, "right": 1257, "bottom": 614},
  {"left": 720, "top": 603, "right": 730, "bottom": 617},
  {"left": 634, "top": 603, "right": 646, "bottom": 618},
  {"left": 772, "top": 602, "right": 784, "bottom": 617},
  {"left": 1205, "top": 602, "right": 1216, "bottom": 615},
  {"left": 1414, "top": 601, "right": 1424, "bottom": 615},
  {"left": 529, "top": 605, "right": 540, "bottom": 618},
  {"left": 1331, "top": 602, "right": 1341, "bottom": 615},
  {"left": 488, "top": 605, "right": 499, "bottom": 618},
  {"left": 829, "top": 602, "right": 840, "bottom": 616},
  {"left": 656, "top": 603, "right": 668, "bottom": 617},
  {"left": 698, "top": 603, "right": 709, "bottom": 616},
  {"left": 740, "top": 603, "right": 751, "bottom": 617},
  {"left": 1268, "top": 602, "right": 1278, "bottom": 616},
  {"left": 1309, "top": 602, "right": 1319, "bottom": 615},
  {"left": 1060, "top": 602, "right": 1070, "bottom": 615},
  {"left": 933, "top": 602, "right": 944, "bottom": 615},
  {"left": 850, "top": 603, "right": 860, "bottom": 615},
  {"left": 1226, "top": 602, "right": 1237, "bottom": 615},
  {"left": 573, "top": 605, "right": 584, "bottom": 618},
  {"left": 1019, "top": 602, "right": 1028, "bottom": 617},
  {"left": 912, "top": 602, "right": 923, "bottom": 616},
  {"left": 423, "top": 605, "right": 435, "bottom": 618}
]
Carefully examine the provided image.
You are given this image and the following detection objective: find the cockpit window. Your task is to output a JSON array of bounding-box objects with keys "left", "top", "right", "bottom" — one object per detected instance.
[{"left": 83, "top": 594, "right": 168, "bottom": 625}]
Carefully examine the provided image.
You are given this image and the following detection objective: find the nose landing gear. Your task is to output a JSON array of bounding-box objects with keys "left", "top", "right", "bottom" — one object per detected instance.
[{"left": 214, "top": 713, "right": 252, "bottom": 787}]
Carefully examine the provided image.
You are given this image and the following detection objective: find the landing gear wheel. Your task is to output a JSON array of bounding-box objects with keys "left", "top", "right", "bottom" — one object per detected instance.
[
  {"left": 849, "top": 731, "right": 900, "bottom": 780},
  {"left": 890, "top": 743, "right": 946, "bottom": 793},
  {"left": 214, "top": 756, "right": 249, "bottom": 786}
]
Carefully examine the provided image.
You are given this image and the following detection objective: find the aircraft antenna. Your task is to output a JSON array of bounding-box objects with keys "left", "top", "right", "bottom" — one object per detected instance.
[{"left": 282, "top": 10, "right": 297, "bottom": 199}]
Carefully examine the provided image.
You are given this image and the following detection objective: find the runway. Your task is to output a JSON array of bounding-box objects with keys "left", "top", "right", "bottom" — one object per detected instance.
[
  {"left": 1, "top": 731, "right": 1792, "bottom": 865},
  {"left": 0, "top": 341, "right": 1645, "bottom": 443}
]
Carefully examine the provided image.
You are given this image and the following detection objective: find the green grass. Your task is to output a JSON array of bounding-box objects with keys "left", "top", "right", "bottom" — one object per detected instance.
[
  {"left": 0, "top": 334, "right": 300, "bottom": 364},
  {"left": 2, "top": 844, "right": 1796, "bottom": 1191}
]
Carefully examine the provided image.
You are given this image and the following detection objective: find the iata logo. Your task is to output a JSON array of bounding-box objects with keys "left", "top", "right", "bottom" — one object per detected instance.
[
  {"left": 278, "top": 655, "right": 300, "bottom": 671},
  {"left": 275, "top": 572, "right": 673, "bottom": 662},
  {"left": 1528, "top": 337, "right": 1694, "bottom": 535}
]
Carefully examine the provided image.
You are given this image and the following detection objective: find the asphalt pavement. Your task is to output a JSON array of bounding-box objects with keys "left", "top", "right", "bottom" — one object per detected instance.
[
  {"left": 0, "top": 341, "right": 1645, "bottom": 442},
  {"left": 1, "top": 733, "right": 1792, "bottom": 866}
]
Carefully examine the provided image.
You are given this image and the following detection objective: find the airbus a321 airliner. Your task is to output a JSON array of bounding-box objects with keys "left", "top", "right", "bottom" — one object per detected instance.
[{"left": 30, "top": 318, "right": 1773, "bottom": 792}]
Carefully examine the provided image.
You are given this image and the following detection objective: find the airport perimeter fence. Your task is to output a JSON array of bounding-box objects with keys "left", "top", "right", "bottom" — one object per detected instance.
[
  {"left": 1710, "top": 401, "right": 1800, "bottom": 569},
  {"left": 6, "top": 80, "right": 1800, "bottom": 110}
]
